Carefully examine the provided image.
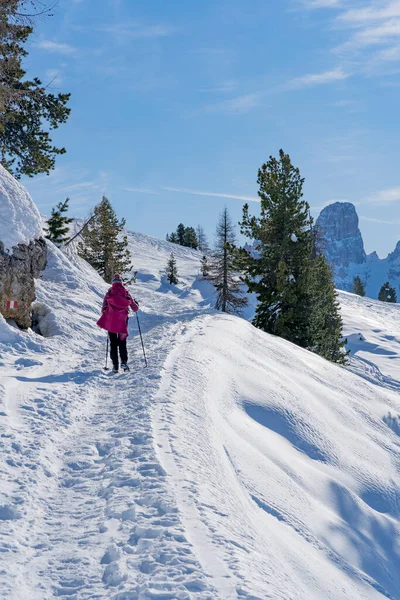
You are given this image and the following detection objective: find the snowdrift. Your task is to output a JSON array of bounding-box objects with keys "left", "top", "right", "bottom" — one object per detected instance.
[
  {"left": 0, "top": 165, "right": 42, "bottom": 251},
  {"left": 156, "top": 313, "right": 400, "bottom": 600}
]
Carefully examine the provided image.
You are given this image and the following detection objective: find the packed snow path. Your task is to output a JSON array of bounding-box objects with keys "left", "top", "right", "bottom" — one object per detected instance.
[
  {"left": 1, "top": 235, "right": 400, "bottom": 600},
  {"left": 1, "top": 316, "right": 221, "bottom": 599}
]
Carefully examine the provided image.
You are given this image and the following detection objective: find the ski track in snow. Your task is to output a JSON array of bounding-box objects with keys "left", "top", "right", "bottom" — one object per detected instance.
[
  {"left": 1, "top": 317, "right": 218, "bottom": 599},
  {"left": 1, "top": 231, "right": 400, "bottom": 600}
]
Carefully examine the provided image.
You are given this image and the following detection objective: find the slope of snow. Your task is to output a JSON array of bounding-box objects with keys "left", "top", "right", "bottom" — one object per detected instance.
[
  {"left": 340, "top": 291, "right": 400, "bottom": 387},
  {"left": 0, "top": 166, "right": 42, "bottom": 250},
  {"left": 1, "top": 222, "right": 400, "bottom": 599},
  {"left": 155, "top": 314, "right": 400, "bottom": 600}
]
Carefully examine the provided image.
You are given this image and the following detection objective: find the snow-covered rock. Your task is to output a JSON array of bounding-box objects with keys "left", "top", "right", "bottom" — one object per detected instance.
[{"left": 0, "top": 166, "right": 47, "bottom": 329}]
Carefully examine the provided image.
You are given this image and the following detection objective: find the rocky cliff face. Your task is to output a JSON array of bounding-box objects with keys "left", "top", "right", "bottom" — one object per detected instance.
[
  {"left": 316, "top": 203, "right": 366, "bottom": 277},
  {"left": 316, "top": 201, "right": 400, "bottom": 299},
  {"left": 0, "top": 166, "right": 47, "bottom": 329},
  {"left": 0, "top": 239, "right": 47, "bottom": 328}
]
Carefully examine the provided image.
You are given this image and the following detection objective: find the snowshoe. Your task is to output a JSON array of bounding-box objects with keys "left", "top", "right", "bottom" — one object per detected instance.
[
  {"left": 121, "top": 363, "right": 130, "bottom": 372},
  {"left": 112, "top": 366, "right": 119, "bottom": 374}
]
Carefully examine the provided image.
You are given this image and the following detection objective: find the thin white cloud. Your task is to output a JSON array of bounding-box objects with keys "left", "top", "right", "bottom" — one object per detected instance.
[
  {"left": 305, "top": 0, "right": 400, "bottom": 71},
  {"left": 287, "top": 67, "right": 349, "bottom": 88},
  {"left": 162, "top": 186, "right": 259, "bottom": 203},
  {"left": 123, "top": 187, "right": 159, "bottom": 195},
  {"left": 339, "top": 1, "right": 400, "bottom": 23},
  {"left": 205, "top": 93, "right": 261, "bottom": 114},
  {"left": 303, "top": 0, "right": 342, "bottom": 8},
  {"left": 336, "top": 19, "right": 400, "bottom": 52},
  {"left": 359, "top": 215, "right": 400, "bottom": 224},
  {"left": 36, "top": 40, "right": 76, "bottom": 54},
  {"left": 57, "top": 181, "right": 98, "bottom": 193},
  {"left": 367, "top": 186, "right": 400, "bottom": 204},
  {"left": 99, "top": 23, "right": 175, "bottom": 39}
]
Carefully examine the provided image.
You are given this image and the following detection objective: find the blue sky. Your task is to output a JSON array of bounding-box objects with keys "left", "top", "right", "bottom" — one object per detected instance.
[{"left": 23, "top": 0, "right": 400, "bottom": 257}]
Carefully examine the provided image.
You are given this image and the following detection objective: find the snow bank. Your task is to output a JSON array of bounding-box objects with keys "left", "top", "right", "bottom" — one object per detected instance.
[
  {"left": 156, "top": 313, "right": 400, "bottom": 599},
  {"left": 0, "top": 314, "right": 20, "bottom": 344},
  {"left": 0, "top": 165, "right": 42, "bottom": 251}
]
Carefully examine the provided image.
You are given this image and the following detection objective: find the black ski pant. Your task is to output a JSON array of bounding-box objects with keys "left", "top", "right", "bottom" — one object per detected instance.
[{"left": 109, "top": 332, "right": 128, "bottom": 368}]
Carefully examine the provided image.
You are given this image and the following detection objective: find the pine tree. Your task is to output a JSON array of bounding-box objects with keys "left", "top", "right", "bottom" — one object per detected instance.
[
  {"left": 240, "top": 149, "right": 345, "bottom": 362},
  {"left": 196, "top": 225, "right": 209, "bottom": 252},
  {"left": 353, "top": 275, "right": 366, "bottom": 297},
  {"left": 166, "top": 232, "right": 178, "bottom": 244},
  {"left": 78, "top": 196, "right": 132, "bottom": 283},
  {"left": 183, "top": 226, "right": 198, "bottom": 249},
  {"left": 308, "top": 256, "right": 347, "bottom": 364},
  {"left": 378, "top": 282, "right": 397, "bottom": 303},
  {"left": 176, "top": 223, "right": 186, "bottom": 246},
  {"left": 166, "top": 253, "right": 178, "bottom": 284},
  {"left": 0, "top": 1, "right": 71, "bottom": 178},
  {"left": 45, "top": 198, "right": 73, "bottom": 246},
  {"left": 212, "top": 207, "right": 247, "bottom": 314},
  {"left": 200, "top": 255, "right": 210, "bottom": 278},
  {"left": 241, "top": 150, "right": 314, "bottom": 343}
]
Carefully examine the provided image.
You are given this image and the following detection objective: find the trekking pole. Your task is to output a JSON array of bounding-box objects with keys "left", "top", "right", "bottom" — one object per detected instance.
[
  {"left": 136, "top": 312, "right": 148, "bottom": 367},
  {"left": 104, "top": 335, "right": 109, "bottom": 370}
]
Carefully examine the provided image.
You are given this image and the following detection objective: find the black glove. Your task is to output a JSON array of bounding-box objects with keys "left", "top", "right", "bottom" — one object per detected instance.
[{"left": 134, "top": 298, "right": 139, "bottom": 306}]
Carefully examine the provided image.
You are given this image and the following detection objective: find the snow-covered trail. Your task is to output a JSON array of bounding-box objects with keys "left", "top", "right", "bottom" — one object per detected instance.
[
  {"left": 1, "top": 309, "right": 218, "bottom": 599},
  {"left": 0, "top": 239, "right": 220, "bottom": 599}
]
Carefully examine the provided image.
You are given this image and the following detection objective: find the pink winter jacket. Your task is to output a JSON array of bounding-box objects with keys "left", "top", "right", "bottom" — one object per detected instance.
[{"left": 97, "top": 283, "right": 139, "bottom": 340}]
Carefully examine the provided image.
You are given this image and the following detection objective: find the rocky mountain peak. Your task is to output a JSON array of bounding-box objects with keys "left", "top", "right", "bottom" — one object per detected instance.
[{"left": 316, "top": 202, "right": 366, "bottom": 271}]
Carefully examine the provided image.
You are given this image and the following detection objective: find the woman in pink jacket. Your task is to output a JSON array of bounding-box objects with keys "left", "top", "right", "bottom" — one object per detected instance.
[{"left": 97, "top": 274, "right": 139, "bottom": 373}]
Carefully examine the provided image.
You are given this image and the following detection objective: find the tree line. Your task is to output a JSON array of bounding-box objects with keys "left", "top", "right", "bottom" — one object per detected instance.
[{"left": 166, "top": 224, "right": 208, "bottom": 251}]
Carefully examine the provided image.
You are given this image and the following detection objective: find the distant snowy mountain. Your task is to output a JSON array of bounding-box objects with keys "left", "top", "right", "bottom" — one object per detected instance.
[{"left": 317, "top": 202, "right": 400, "bottom": 299}]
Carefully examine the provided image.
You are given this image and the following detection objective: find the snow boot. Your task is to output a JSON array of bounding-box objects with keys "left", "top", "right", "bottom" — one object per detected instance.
[
  {"left": 121, "top": 362, "right": 130, "bottom": 372},
  {"left": 112, "top": 365, "right": 119, "bottom": 374}
]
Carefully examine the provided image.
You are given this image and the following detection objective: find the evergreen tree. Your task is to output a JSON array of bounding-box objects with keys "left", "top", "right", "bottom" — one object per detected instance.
[
  {"left": 196, "top": 225, "right": 209, "bottom": 252},
  {"left": 78, "top": 196, "right": 132, "bottom": 283},
  {"left": 240, "top": 149, "right": 345, "bottom": 362},
  {"left": 200, "top": 255, "right": 210, "bottom": 278},
  {"left": 241, "top": 150, "right": 313, "bottom": 343},
  {"left": 45, "top": 198, "right": 73, "bottom": 246},
  {"left": 176, "top": 223, "right": 186, "bottom": 246},
  {"left": 0, "top": 1, "right": 71, "bottom": 178},
  {"left": 183, "top": 226, "right": 198, "bottom": 249},
  {"left": 166, "top": 232, "right": 178, "bottom": 243},
  {"left": 212, "top": 207, "right": 247, "bottom": 314},
  {"left": 353, "top": 275, "right": 366, "bottom": 297},
  {"left": 378, "top": 282, "right": 397, "bottom": 303},
  {"left": 308, "top": 256, "right": 347, "bottom": 364},
  {"left": 166, "top": 253, "right": 179, "bottom": 284}
]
